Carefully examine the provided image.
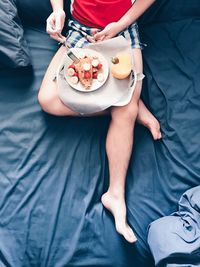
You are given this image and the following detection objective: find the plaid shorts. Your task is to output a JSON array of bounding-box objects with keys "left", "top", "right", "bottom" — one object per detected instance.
[{"left": 66, "top": 19, "right": 144, "bottom": 49}]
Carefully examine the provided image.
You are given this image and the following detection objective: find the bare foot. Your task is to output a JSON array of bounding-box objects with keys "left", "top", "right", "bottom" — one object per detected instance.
[
  {"left": 101, "top": 191, "right": 137, "bottom": 243},
  {"left": 137, "top": 100, "right": 162, "bottom": 140}
]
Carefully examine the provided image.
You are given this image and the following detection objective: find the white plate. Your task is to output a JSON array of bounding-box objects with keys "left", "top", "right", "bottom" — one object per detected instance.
[{"left": 63, "top": 48, "right": 109, "bottom": 93}]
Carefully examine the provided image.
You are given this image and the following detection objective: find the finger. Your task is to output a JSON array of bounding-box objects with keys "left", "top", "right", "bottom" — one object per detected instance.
[
  {"left": 46, "top": 19, "right": 53, "bottom": 33},
  {"left": 47, "top": 24, "right": 55, "bottom": 35},
  {"left": 91, "top": 28, "right": 99, "bottom": 36},
  {"left": 46, "top": 16, "right": 57, "bottom": 34},
  {"left": 46, "top": 14, "right": 64, "bottom": 34},
  {"left": 86, "top": 35, "right": 96, "bottom": 43},
  {"left": 57, "top": 33, "right": 66, "bottom": 43},
  {"left": 94, "top": 29, "right": 106, "bottom": 40},
  {"left": 47, "top": 25, "right": 62, "bottom": 35},
  {"left": 50, "top": 33, "right": 65, "bottom": 43},
  {"left": 47, "top": 28, "right": 58, "bottom": 35},
  {"left": 96, "top": 35, "right": 106, "bottom": 42},
  {"left": 57, "top": 32, "right": 65, "bottom": 39}
]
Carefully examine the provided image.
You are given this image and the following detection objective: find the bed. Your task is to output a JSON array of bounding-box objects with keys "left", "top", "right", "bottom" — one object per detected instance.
[{"left": 0, "top": 0, "right": 200, "bottom": 266}]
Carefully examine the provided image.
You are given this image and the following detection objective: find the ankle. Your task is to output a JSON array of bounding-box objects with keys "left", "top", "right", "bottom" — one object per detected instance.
[{"left": 106, "top": 188, "right": 125, "bottom": 199}]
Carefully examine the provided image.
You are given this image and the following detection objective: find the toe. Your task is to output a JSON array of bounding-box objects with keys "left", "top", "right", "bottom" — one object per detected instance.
[
  {"left": 152, "top": 128, "right": 162, "bottom": 140},
  {"left": 125, "top": 230, "right": 137, "bottom": 243},
  {"left": 155, "top": 131, "right": 162, "bottom": 140},
  {"left": 158, "top": 132, "right": 162, "bottom": 139},
  {"left": 127, "top": 227, "right": 137, "bottom": 243},
  {"left": 152, "top": 130, "right": 159, "bottom": 140},
  {"left": 119, "top": 224, "right": 137, "bottom": 243}
]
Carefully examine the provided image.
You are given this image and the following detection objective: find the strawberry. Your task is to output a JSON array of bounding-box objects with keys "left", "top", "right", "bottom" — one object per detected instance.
[
  {"left": 73, "top": 72, "right": 79, "bottom": 78},
  {"left": 68, "top": 63, "right": 75, "bottom": 69},
  {"left": 93, "top": 72, "right": 98, "bottom": 79},
  {"left": 93, "top": 68, "right": 98, "bottom": 73},
  {"left": 84, "top": 71, "right": 91, "bottom": 79},
  {"left": 111, "top": 57, "right": 119, "bottom": 64},
  {"left": 97, "top": 63, "right": 102, "bottom": 70}
]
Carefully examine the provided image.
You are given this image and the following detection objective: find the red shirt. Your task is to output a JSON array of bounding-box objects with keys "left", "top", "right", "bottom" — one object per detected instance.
[{"left": 71, "top": 0, "right": 133, "bottom": 29}]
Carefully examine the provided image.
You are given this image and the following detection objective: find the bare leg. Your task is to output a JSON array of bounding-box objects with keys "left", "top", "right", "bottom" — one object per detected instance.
[
  {"left": 137, "top": 100, "right": 162, "bottom": 140},
  {"left": 101, "top": 48, "right": 144, "bottom": 243},
  {"left": 39, "top": 46, "right": 161, "bottom": 243},
  {"left": 38, "top": 46, "right": 79, "bottom": 116}
]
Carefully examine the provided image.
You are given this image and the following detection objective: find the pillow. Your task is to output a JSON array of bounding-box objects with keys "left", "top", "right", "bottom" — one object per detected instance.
[{"left": 0, "top": 0, "right": 31, "bottom": 68}]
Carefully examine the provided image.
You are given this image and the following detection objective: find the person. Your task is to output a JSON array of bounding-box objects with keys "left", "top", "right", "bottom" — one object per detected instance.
[{"left": 38, "top": 0, "right": 161, "bottom": 243}]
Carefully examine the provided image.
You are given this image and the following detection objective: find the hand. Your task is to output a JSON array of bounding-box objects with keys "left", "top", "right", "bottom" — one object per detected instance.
[
  {"left": 46, "top": 9, "right": 66, "bottom": 43},
  {"left": 93, "top": 22, "right": 122, "bottom": 42},
  {"left": 86, "top": 28, "right": 99, "bottom": 43}
]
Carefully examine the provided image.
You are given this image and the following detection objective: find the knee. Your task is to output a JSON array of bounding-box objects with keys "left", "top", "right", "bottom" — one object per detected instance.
[
  {"left": 123, "top": 104, "right": 139, "bottom": 122},
  {"left": 38, "top": 89, "right": 47, "bottom": 111},
  {"left": 38, "top": 88, "right": 55, "bottom": 113},
  {"left": 112, "top": 102, "right": 139, "bottom": 124}
]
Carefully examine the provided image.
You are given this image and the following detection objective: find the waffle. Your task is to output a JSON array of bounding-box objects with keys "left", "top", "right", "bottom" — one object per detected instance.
[{"left": 75, "top": 57, "right": 93, "bottom": 89}]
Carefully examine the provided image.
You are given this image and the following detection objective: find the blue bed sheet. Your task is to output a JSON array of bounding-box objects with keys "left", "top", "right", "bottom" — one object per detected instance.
[{"left": 0, "top": 1, "right": 200, "bottom": 266}]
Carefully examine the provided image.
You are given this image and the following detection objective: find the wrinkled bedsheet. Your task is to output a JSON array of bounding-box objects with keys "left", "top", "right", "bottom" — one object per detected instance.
[{"left": 0, "top": 0, "right": 200, "bottom": 266}]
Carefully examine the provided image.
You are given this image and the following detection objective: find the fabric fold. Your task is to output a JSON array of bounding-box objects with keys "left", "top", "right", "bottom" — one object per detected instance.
[{"left": 148, "top": 186, "right": 200, "bottom": 266}]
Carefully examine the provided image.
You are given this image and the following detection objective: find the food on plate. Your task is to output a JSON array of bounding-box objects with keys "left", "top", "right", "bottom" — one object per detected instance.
[
  {"left": 92, "top": 72, "right": 98, "bottom": 79},
  {"left": 67, "top": 53, "right": 104, "bottom": 89},
  {"left": 97, "top": 73, "right": 104, "bottom": 82},
  {"left": 92, "top": 59, "right": 99, "bottom": 67},
  {"left": 74, "top": 57, "right": 93, "bottom": 88},
  {"left": 110, "top": 53, "right": 132, "bottom": 79},
  {"left": 67, "top": 67, "right": 75, "bottom": 76},
  {"left": 70, "top": 76, "right": 79, "bottom": 84},
  {"left": 83, "top": 63, "right": 91, "bottom": 71},
  {"left": 77, "top": 51, "right": 86, "bottom": 59},
  {"left": 97, "top": 63, "right": 102, "bottom": 70}
]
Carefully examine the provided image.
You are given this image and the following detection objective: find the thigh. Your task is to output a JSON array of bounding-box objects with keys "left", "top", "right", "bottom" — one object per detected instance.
[{"left": 38, "top": 45, "right": 80, "bottom": 116}]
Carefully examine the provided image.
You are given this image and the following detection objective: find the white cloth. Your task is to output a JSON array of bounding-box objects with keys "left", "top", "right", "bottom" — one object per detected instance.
[{"left": 57, "top": 36, "right": 138, "bottom": 114}]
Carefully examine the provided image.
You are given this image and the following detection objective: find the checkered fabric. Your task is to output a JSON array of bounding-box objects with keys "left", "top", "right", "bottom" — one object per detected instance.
[{"left": 66, "top": 19, "right": 144, "bottom": 49}]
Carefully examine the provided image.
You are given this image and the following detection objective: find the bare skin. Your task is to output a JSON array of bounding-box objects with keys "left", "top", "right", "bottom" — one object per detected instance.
[
  {"left": 38, "top": 45, "right": 161, "bottom": 243},
  {"left": 101, "top": 48, "right": 161, "bottom": 243},
  {"left": 41, "top": 0, "right": 160, "bottom": 243}
]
